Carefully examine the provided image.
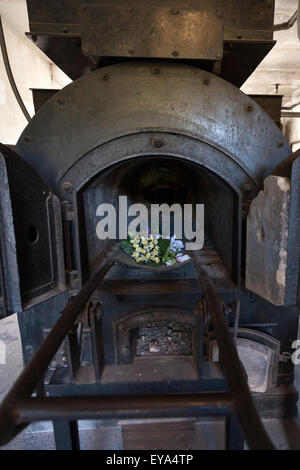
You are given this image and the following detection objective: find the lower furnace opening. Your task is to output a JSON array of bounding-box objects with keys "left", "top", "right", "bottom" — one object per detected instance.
[{"left": 136, "top": 321, "right": 192, "bottom": 357}]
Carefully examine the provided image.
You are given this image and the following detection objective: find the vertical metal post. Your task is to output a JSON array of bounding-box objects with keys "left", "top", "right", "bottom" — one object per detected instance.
[
  {"left": 225, "top": 414, "right": 244, "bottom": 450},
  {"left": 53, "top": 420, "right": 80, "bottom": 450},
  {"left": 197, "top": 304, "right": 204, "bottom": 377}
]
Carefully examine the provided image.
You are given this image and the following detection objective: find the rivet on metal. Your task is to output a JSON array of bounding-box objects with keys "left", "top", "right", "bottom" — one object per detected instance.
[
  {"left": 152, "top": 67, "right": 160, "bottom": 75},
  {"left": 63, "top": 26, "right": 69, "bottom": 34},
  {"left": 170, "top": 8, "right": 179, "bottom": 15},
  {"left": 128, "top": 49, "right": 135, "bottom": 55},
  {"left": 63, "top": 181, "right": 73, "bottom": 193},
  {"left": 216, "top": 10, "right": 223, "bottom": 17},
  {"left": 103, "top": 73, "right": 109, "bottom": 81},
  {"left": 277, "top": 140, "right": 284, "bottom": 148},
  {"left": 242, "top": 183, "right": 253, "bottom": 195},
  {"left": 172, "top": 50, "right": 179, "bottom": 57},
  {"left": 152, "top": 137, "right": 163, "bottom": 148},
  {"left": 24, "top": 135, "right": 32, "bottom": 143},
  {"left": 203, "top": 78, "right": 210, "bottom": 85},
  {"left": 215, "top": 52, "right": 222, "bottom": 59},
  {"left": 244, "top": 103, "right": 253, "bottom": 112}
]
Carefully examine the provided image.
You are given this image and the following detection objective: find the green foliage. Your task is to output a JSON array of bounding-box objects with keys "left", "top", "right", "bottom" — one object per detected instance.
[{"left": 120, "top": 237, "right": 133, "bottom": 255}]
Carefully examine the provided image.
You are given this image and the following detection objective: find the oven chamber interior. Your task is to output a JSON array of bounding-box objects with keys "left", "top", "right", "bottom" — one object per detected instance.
[{"left": 80, "top": 155, "right": 240, "bottom": 286}]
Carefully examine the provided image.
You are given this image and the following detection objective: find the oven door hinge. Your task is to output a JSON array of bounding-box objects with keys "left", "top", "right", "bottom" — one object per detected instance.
[{"left": 61, "top": 201, "right": 80, "bottom": 292}]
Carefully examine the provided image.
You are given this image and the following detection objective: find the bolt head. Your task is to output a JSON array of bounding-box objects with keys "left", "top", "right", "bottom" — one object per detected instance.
[
  {"left": 172, "top": 50, "right": 179, "bottom": 57},
  {"left": 170, "top": 8, "right": 179, "bottom": 15},
  {"left": 244, "top": 103, "right": 253, "bottom": 112},
  {"left": 128, "top": 49, "right": 135, "bottom": 55},
  {"left": 152, "top": 137, "right": 163, "bottom": 148},
  {"left": 242, "top": 183, "right": 253, "bottom": 196},
  {"left": 63, "top": 181, "right": 73, "bottom": 193}
]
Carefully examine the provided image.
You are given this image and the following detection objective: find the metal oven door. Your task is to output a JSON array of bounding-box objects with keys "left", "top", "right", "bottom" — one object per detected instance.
[
  {"left": 246, "top": 150, "right": 300, "bottom": 307},
  {"left": 0, "top": 144, "right": 65, "bottom": 318}
]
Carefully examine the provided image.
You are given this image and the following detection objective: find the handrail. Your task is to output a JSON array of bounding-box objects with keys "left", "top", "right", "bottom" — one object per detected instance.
[
  {"left": 191, "top": 252, "right": 275, "bottom": 450},
  {"left": 14, "top": 393, "right": 233, "bottom": 422},
  {"left": 0, "top": 243, "right": 275, "bottom": 449}
]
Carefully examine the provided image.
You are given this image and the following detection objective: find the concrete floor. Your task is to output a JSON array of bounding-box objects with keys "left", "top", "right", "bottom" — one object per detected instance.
[{"left": 1, "top": 314, "right": 300, "bottom": 450}]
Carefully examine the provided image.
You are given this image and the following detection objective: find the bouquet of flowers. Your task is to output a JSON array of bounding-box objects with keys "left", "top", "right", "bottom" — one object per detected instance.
[{"left": 120, "top": 232, "right": 190, "bottom": 266}]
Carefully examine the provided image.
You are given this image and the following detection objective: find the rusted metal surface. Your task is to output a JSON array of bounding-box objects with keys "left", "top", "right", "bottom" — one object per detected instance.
[
  {"left": 0, "top": 152, "right": 22, "bottom": 317},
  {"left": 26, "top": 0, "right": 275, "bottom": 85},
  {"left": 15, "top": 63, "right": 289, "bottom": 193},
  {"left": 0, "top": 144, "right": 65, "bottom": 315},
  {"left": 245, "top": 164, "right": 300, "bottom": 308},
  {"left": 246, "top": 175, "right": 291, "bottom": 305},
  {"left": 79, "top": 2, "right": 224, "bottom": 60}
]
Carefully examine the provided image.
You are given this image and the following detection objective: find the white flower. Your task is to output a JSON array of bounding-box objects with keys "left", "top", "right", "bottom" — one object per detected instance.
[
  {"left": 165, "top": 260, "right": 173, "bottom": 266},
  {"left": 170, "top": 239, "right": 184, "bottom": 252},
  {"left": 176, "top": 254, "right": 191, "bottom": 263}
]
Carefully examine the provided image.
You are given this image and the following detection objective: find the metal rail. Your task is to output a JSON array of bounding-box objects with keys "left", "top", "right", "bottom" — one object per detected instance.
[
  {"left": 0, "top": 243, "right": 275, "bottom": 450},
  {"left": 191, "top": 252, "right": 275, "bottom": 450}
]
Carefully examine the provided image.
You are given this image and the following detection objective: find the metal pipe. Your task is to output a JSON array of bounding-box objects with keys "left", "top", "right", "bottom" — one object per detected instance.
[
  {"left": 271, "top": 148, "right": 300, "bottom": 177},
  {"left": 14, "top": 393, "right": 233, "bottom": 423},
  {"left": 0, "top": 241, "right": 117, "bottom": 445},
  {"left": 0, "top": 16, "right": 31, "bottom": 122},
  {"left": 281, "top": 111, "right": 300, "bottom": 118},
  {"left": 191, "top": 252, "right": 275, "bottom": 450},
  {"left": 273, "top": 10, "right": 298, "bottom": 31}
]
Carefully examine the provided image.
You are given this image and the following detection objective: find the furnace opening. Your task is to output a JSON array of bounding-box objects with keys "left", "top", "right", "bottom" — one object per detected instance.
[{"left": 80, "top": 155, "right": 240, "bottom": 286}]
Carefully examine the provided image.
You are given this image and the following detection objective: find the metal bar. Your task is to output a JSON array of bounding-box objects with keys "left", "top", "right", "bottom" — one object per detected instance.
[
  {"left": 271, "top": 148, "right": 300, "bottom": 177},
  {"left": 281, "top": 111, "right": 300, "bottom": 118},
  {"left": 225, "top": 414, "right": 244, "bottom": 450},
  {"left": 0, "top": 241, "right": 117, "bottom": 445},
  {"left": 273, "top": 10, "right": 297, "bottom": 31},
  {"left": 14, "top": 393, "right": 233, "bottom": 423},
  {"left": 232, "top": 298, "right": 240, "bottom": 348},
  {"left": 53, "top": 420, "right": 80, "bottom": 450},
  {"left": 191, "top": 252, "right": 275, "bottom": 450}
]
